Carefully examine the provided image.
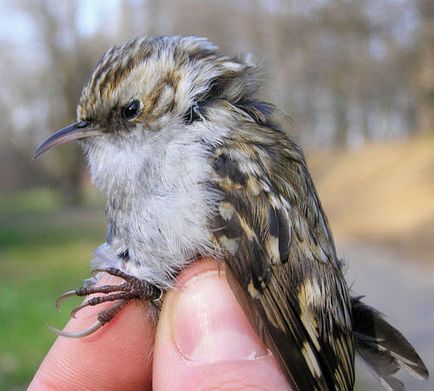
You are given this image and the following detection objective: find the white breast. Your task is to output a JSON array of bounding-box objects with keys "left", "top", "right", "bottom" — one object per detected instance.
[{"left": 83, "top": 121, "right": 227, "bottom": 288}]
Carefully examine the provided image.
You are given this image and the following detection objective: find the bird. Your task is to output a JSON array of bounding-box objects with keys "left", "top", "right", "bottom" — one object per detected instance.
[{"left": 34, "top": 36, "right": 429, "bottom": 390}]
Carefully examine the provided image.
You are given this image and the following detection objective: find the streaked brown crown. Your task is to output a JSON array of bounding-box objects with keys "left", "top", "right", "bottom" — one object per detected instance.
[{"left": 77, "top": 36, "right": 259, "bottom": 132}]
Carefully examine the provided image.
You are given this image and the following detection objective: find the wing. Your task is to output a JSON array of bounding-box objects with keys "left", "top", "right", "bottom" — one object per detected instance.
[{"left": 210, "top": 123, "right": 354, "bottom": 390}]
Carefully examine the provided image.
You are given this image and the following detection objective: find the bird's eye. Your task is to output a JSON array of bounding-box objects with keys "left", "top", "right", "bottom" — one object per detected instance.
[
  {"left": 122, "top": 99, "right": 141, "bottom": 120},
  {"left": 182, "top": 103, "right": 203, "bottom": 125}
]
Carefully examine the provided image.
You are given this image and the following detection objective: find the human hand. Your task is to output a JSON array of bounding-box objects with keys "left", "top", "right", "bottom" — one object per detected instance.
[{"left": 29, "top": 259, "right": 291, "bottom": 390}]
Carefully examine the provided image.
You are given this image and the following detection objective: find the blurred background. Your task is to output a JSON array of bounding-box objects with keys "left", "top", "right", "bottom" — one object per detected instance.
[{"left": 0, "top": 0, "right": 433, "bottom": 389}]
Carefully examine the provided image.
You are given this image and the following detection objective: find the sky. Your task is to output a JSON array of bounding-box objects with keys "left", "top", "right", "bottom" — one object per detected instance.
[{"left": 0, "top": 0, "right": 119, "bottom": 45}]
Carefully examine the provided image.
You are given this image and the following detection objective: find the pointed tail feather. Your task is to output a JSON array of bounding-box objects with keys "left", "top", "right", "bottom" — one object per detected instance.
[{"left": 351, "top": 296, "right": 429, "bottom": 390}]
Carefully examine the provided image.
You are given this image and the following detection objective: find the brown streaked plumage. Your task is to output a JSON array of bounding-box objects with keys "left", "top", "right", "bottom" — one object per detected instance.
[
  {"left": 35, "top": 36, "right": 428, "bottom": 390},
  {"left": 210, "top": 131, "right": 355, "bottom": 389}
]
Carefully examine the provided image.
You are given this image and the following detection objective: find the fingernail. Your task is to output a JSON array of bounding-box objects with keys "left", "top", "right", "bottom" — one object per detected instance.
[{"left": 171, "top": 271, "right": 268, "bottom": 363}]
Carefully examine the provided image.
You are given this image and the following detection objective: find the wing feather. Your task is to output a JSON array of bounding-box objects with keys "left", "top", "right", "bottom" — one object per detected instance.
[{"left": 210, "top": 136, "right": 355, "bottom": 390}]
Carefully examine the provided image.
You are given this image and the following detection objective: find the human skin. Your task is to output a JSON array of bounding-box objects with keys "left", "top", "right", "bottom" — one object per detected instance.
[{"left": 29, "top": 258, "right": 291, "bottom": 390}]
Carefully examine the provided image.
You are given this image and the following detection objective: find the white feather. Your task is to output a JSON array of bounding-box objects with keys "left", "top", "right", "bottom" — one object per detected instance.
[{"left": 82, "top": 120, "right": 228, "bottom": 288}]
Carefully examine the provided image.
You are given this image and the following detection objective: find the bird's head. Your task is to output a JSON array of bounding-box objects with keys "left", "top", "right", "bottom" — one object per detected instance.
[{"left": 34, "top": 36, "right": 260, "bottom": 159}]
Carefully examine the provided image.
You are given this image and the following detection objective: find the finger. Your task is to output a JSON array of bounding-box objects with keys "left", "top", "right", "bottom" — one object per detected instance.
[
  {"left": 153, "top": 259, "right": 291, "bottom": 390},
  {"left": 29, "top": 275, "right": 156, "bottom": 391}
]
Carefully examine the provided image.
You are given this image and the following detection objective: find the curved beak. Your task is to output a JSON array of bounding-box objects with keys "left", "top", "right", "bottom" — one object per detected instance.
[{"left": 33, "top": 120, "right": 103, "bottom": 159}]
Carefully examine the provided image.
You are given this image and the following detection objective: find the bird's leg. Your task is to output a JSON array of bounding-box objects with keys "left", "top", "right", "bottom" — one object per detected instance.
[{"left": 52, "top": 267, "right": 162, "bottom": 338}]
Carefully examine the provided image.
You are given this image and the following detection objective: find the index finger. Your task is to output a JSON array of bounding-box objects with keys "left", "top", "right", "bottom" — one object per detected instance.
[{"left": 29, "top": 275, "right": 156, "bottom": 391}]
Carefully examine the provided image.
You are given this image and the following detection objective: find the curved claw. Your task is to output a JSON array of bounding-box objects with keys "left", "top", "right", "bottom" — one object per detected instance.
[
  {"left": 70, "top": 302, "right": 90, "bottom": 319},
  {"left": 55, "top": 290, "right": 78, "bottom": 310},
  {"left": 49, "top": 320, "right": 103, "bottom": 338}
]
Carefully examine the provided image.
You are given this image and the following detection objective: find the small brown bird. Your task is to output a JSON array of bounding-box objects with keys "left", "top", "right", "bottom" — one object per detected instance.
[{"left": 35, "top": 36, "right": 428, "bottom": 390}]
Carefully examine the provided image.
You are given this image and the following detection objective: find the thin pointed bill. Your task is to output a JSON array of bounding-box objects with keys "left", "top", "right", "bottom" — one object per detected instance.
[{"left": 33, "top": 120, "right": 103, "bottom": 159}]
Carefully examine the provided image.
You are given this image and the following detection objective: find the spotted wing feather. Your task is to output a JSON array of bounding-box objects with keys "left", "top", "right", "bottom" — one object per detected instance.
[{"left": 210, "top": 130, "right": 355, "bottom": 391}]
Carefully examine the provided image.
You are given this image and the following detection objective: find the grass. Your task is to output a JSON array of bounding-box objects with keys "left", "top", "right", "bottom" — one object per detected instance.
[{"left": 0, "top": 188, "right": 105, "bottom": 390}]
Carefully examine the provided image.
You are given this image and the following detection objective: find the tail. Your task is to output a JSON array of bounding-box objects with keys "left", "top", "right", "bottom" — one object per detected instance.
[{"left": 352, "top": 296, "right": 429, "bottom": 391}]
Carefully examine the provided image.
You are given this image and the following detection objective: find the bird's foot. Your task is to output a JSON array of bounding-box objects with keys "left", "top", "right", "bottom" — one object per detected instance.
[{"left": 51, "top": 267, "right": 162, "bottom": 338}]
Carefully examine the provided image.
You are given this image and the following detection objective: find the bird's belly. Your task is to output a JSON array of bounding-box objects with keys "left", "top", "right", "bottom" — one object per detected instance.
[{"left": 105, "top": 186, "right": 219, "bottom": 288}]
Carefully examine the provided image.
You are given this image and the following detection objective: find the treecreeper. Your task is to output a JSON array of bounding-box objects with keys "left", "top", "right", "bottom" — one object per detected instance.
[{"left": 34, "top": 36, "right": 429, "bottom": 390}]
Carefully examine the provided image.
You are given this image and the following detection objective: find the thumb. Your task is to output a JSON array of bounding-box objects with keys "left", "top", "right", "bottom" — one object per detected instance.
[{"left": 152, "top": 259, "right": 291, "bottom": 390}]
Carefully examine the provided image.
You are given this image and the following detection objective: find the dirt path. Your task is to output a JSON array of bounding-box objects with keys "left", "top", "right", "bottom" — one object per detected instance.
[{"left": 338, "top": 241, "right": 434, "bottom": 390}]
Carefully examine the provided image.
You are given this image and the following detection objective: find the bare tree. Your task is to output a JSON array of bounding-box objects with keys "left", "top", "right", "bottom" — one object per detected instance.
[
  {"left": 4, "top": 1, "right": 110, "bottom": 204},
  {"left": 1, "top": 0, "right": 431, "bottom": 198}
]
